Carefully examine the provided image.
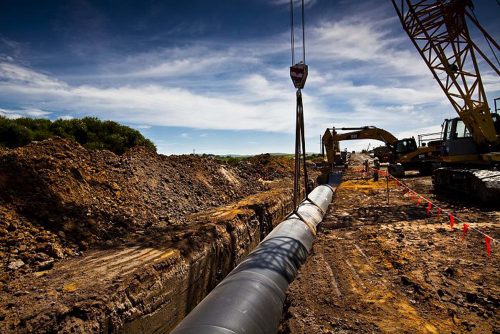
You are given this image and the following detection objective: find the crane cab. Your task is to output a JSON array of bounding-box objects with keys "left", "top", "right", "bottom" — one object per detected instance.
[
  {"left": 441, "top": 117, "right": 478, "bottom": 161},
  {"left": 441, "top": 115, "right": 500, "bottom": 162}
]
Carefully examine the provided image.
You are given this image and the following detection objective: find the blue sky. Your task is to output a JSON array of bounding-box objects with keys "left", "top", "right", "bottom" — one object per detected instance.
[{"left": 0, "top": 0, "right": 498, "bottom": 155}]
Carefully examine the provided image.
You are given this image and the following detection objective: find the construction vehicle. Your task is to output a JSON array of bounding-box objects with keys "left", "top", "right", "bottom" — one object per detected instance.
[
  {"left": 322, "top": 126, "right": 400, "bottom": 165},
  {"left": 321, "top": 126, "right": 441, "bottom": 176},
  {"left": 392, "top": 0, "right": 500, "bottom": 202}
]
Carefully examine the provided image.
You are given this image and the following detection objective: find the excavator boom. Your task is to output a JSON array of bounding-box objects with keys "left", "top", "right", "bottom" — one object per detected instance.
[
  {"left": 333, "top": 126, "right": 399, "bottom": 147},
  {"left": 321, "top": 125, "right": 439, "bottom": 178},
  {"left": 322, "top": 126, "right": 398, "bottom": 165}
]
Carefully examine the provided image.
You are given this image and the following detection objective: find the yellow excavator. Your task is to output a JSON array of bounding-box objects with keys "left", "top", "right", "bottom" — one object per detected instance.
[
  {"left": 323, "top": 126, "right": 399, "bottom": 165},
  {"left": 321, "top": 126, "right": 441, "bottom": 176},
  {"left": 392, "top": 0, "right": 500, "bottom": 202}
]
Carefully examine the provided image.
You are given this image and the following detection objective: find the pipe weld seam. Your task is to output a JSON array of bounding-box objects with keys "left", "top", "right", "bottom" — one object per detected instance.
[
  {"left": 288, "top": 212, "right": 317, "bottom": 236},
  {"left": 302, "top": 196, "right": 325, "bottom": 215}
]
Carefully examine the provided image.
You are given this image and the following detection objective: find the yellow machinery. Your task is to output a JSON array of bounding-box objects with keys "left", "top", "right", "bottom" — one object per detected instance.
[
  {"left": 323, "top": 126, "right": 399, "bottom": 164},
  {"left": 392, "top": 0, "right": 500, "bottom": 202},
  {"left": 321, "top": 126, "right": 441, "bottom": 176}
]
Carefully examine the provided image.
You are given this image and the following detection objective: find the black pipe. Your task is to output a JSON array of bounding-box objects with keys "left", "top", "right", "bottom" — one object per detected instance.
[{"left": 171, "top": 184, "right": 334, "bottom": 334}]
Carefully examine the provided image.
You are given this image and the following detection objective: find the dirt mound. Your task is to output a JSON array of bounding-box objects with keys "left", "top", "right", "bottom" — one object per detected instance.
[
  {"left": 237, "top": 154, "right": 294, "bottom": 180},
  {"left": 0, "top": 138, "right": 293, "bottom": 282}
]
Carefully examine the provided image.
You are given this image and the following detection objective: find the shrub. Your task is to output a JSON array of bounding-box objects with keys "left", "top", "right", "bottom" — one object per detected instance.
[
  {"left": 0, "top": 120, "right": 33, "bottom": 147},
  {"left": 0, "top": 116, "right": 156, "bottom": 154}
]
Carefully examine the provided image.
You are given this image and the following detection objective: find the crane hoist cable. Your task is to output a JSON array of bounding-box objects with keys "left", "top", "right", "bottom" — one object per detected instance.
[
  {"left": 289, "top": 0, "right": 310, "bottom": 210},
  {"left": 469, "top": 9, "right": 500, "bottom": 68},
  {"left": 289, "top": 0, "right": 306, "bottom": 66}
]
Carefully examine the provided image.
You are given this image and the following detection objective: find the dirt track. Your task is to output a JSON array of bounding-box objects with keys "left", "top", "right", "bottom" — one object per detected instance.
[{"left": 281, "top": 155, "right": 499, "bottom": 334}]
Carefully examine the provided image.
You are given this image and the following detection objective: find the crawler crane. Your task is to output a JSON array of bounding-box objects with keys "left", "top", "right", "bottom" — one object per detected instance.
[{"left": 392, "top": 0, "right": 500, "bottom": 202}]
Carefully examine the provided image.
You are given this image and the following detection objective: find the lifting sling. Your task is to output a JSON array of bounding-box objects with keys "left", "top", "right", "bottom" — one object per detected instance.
[{"left": 289, "top": 0, "right": 309, "bottom": 210}]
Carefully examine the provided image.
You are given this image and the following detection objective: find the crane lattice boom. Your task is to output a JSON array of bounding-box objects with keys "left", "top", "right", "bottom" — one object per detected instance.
[{"left": 391, "top": 0, "right": 499, "bottom": 147}]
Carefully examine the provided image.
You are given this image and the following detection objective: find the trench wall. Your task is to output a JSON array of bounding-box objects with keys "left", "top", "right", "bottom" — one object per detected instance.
[
  {"left": 0, "top": 188, "right": 296, "bottom": 333},
  {"left": 113, "top": 189, "right": 294, "bottom": 333}
]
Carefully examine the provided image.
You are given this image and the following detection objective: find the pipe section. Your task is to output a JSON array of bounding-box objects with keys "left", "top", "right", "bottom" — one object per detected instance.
[{"left": 171, "top": 184, "right": 334, "bottom": 334}]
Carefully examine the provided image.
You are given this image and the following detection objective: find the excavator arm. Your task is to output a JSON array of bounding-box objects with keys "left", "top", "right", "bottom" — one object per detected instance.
[
  {"left": 322, "top": 126, "right": 400, "bottom": 165},
  {"left": 322, "top": 128, "right": 338, "bottom": 165},
  {"left": 333, "top": 127, "right": 399, "bottom": 147}
]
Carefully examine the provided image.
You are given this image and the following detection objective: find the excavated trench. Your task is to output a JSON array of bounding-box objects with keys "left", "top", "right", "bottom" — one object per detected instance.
[
  {"left": 171, "top": 184, "right": 336, "bottom": 334},
  {"left": 121, "top": 189, "right": 295, "bottom": 333},
  {"left": 0, "top": 139, "right": 331, "bottom": 333},
  {"left": 1, "top": 187, "right": 297, "bottom": 333}
]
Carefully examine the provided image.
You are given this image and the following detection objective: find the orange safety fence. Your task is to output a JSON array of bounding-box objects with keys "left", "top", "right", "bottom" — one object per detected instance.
[{"left": 349, "top": 166, "right": 496, "bottom": 256}]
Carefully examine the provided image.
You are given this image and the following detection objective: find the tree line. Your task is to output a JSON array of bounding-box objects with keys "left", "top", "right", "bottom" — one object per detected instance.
[{"left": 0, "top": 116, "right": 156, "bottom": 155}]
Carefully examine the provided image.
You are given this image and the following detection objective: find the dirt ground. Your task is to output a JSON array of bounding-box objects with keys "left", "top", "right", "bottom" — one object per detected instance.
[
  {"left": 0, "top": 138, "right": 324, "bottom": 332},
  {"left": 0, "top": 138, "right": 296, "bottom": 281},
  {"left": 1, "top": 141, "right": 498, "bottom": 333},
  {"left": 281, "top": 154, "right": 499, "bottom": 334}
]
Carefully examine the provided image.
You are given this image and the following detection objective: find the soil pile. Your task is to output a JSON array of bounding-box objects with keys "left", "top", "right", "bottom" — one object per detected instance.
[
  {"left": 0, "top": 138, "right": 294, "bottom": 283},
  {"left": 237, "top": 154, "right": 294, "bottom": 180}
]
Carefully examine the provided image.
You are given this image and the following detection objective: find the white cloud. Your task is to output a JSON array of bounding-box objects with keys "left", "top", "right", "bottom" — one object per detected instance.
[
  {"left": 319, "top": 81, "right": 444, "bottom": 105},
  {"left": 0, "top": 62, "right": 316, "bottom": 133},
  {"left": 23, "top": 108, "right": 52, "bottom": 117},
  {"left": 130, "top": 57, "right": 222, "bottom": 78},
  {"left": 306, "top": 16, "right": 430, "bottom": 78},
  {"left": 0, "top": 108, "right": 22, "bottom": 119},
  {"left": 0, "top": 106, "right": 51, "bottom": 118},
  {"left": 0, "top": 62, "right": 66, "bottom": 89},
  {"left": 87, "top": 46, "right": 261, "bottom": 82},
  {"left": 133, "top": 124, "right": 151, "bottom": 129},
  {"left": 1, "top": 2, "right": 495, "bottom": 151}
]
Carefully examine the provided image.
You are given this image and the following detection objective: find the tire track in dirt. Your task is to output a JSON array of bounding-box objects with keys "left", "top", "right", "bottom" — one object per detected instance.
[{"left": 281, "top": 156, "right": 498, "bottom": 334}]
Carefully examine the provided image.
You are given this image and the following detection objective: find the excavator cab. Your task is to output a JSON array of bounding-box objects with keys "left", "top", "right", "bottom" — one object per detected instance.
[
  {"left": 394, "top": 138, "right": 417, "bottom": 155},
  {"left": 389, "top": 137, "right": 440, "bottom": 177}
]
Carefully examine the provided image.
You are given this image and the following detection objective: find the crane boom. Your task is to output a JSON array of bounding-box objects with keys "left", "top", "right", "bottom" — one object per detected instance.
[
  {"left": 392, "top": 0, "right": 500, "bottom": 203},
  {"left": 391, "top": 0, "right": 499, "bottom": 147}
]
